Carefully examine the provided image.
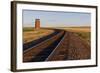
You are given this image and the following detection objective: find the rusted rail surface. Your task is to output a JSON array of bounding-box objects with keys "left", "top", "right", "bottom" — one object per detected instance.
[
  {"left": 46, "top": 32, "right": 90, "bottom": 61},
  {"left": 23, "top": 30, "right": 65, "bottom": 62}
]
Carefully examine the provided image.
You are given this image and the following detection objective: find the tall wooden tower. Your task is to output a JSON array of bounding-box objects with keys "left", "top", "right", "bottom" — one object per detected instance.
[{"left": 35, "top": 19, "right": 40, "bottom": 29}]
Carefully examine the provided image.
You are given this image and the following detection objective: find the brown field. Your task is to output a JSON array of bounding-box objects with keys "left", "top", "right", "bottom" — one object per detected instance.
[
  {"left": 56, "top": 27, "right": 90, "bottom": 32},
  {"left": 23, "top": 27, "right": 91, "bottom": 44},
  {"left": 23, "top": 28, "right": 55, "bottom": 43},
  {"left": 56, "top": 27, "right": 91, "bottom": 44}
]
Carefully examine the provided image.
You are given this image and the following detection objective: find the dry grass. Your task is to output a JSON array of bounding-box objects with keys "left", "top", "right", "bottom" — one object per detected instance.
[
  {"left": 23, "top": 28, "right": 54, "bottom": 43},
  {"left": 57, "top": 27, "right": 91, "bottom": 44},
  {"left": 59, "top": 27, "right": 90, "bottom": 32}
]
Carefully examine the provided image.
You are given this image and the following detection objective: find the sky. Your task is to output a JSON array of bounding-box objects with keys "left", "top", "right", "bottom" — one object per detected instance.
[{"left": 23, "top": 10, "right": 91, "bottom": 27}]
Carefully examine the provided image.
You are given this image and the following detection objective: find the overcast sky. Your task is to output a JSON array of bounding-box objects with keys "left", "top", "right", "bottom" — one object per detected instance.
[{"left": 23, "top": 10, "right": 91, "bottom": 27}]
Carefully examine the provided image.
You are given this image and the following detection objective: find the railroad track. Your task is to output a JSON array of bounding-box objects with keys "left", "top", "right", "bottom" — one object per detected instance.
[
  {"left": 46, "top": 32, "right": 90, "bottom": 61},
  {"left": 23, "top": 29, "right": 61, "bottom": 51},
  {"left": 23, "top": 30, "right": 90, "bottom": 62},
  {"left": 23, "top": 30, "right": 65, "bottom": 62}
]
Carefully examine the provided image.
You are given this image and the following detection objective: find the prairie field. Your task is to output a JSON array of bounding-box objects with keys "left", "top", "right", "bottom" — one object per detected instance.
[
  {"left": 23, "top": 27, "right": 55, "bottom": 43},
  {"left": 23, "top": 27, "right": 91, "bottom": 44},
  {"left": 56, "top": 27, "right": 90, "bottom": 32},
  {"left": 57, "top": 27, "right": 91, "bottom": 44}
]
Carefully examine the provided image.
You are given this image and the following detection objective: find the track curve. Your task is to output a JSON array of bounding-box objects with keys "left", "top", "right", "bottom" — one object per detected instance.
[{"left": 23, "top": 29, "right": 90, "bottom": 62}]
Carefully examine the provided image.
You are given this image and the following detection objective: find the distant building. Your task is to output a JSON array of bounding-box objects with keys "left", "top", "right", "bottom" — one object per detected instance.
[{"left": 35, "top": 19, "right": 40, "bottom": 29}]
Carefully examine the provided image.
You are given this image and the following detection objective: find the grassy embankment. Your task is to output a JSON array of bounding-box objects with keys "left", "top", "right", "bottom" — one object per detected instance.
[{"left": 23, "top": 27, "right": 54, "bottom": 43}]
